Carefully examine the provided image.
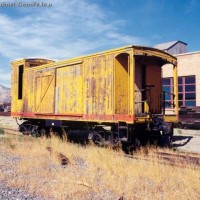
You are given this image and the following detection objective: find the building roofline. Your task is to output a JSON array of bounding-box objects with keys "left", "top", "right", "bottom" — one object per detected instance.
[
  {"left": 175, "top": 50, "right": 200, "bottom": 56},
  {"left": 176, "top": 40, "right": 187, "bottom": 45},
  {"left": 167, "top": 41, "right": 187, "bottom": 50},
  {"left": 154, "top": 40, "right": 187, "bottom": 51}
]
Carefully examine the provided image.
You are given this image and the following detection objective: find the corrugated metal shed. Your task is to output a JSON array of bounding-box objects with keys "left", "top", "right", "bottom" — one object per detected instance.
[{"left": 154, "top": 41, "right": 187, "bottom": 55}]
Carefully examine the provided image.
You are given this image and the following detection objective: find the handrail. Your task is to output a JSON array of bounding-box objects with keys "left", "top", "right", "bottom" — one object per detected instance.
[
  {"left": 135, "top": 89, "right": 176, "bottom": 115},
  {"left": 163, "top": 90, "right": 175, "bottom": 97},
  {"left": 135, "top": 87, "right": 154, "bottom": 114},
  {"left": 162, "top": 91, "right": 175, "bottom": 115},
  {"left": 135, "top": 88, "right": 150, "bottom": 92}
]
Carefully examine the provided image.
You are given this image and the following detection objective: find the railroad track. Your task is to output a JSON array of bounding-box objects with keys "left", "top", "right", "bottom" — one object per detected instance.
[
  {"left": 0, "top": 112, "right": 11, "bottom": 116},
  {"left": 126, "top": 150, "right": 200, "bottom": 168},
  {"left": 2, "top": 127, "right": 200, "bottom": 168},
  {"left": 157, "top": 151, "right": 200, "bottom": 166},
  {"left": 1, "top": 127, "right": 21, "bottom": 136}
]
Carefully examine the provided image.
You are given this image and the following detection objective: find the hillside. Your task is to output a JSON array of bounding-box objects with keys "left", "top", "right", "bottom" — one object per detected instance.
[{"left": 0, "top": 85, "right": 11, "bottom": 104}]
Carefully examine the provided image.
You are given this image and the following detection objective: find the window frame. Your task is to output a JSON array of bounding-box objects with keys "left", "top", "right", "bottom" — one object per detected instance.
[{"left": 162, "top": 75, "right": 196, "bottom": 107}]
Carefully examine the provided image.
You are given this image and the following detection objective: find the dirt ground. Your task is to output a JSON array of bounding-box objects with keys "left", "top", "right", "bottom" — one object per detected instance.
[
  {"left": 173, "top": 129, "right": 200, "bottom": 153},
  {"left": 1, "top": 116, "right": 200, "bottom": 154},
  {"left": 0, "top": 116, "right": 23, "bottom": 130}
]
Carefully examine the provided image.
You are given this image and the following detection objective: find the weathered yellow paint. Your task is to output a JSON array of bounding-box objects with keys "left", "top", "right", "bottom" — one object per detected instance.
[
  {"left": 115, "top": 53, "right": 129, "bottom": 114},
  {"left": 11, "top": 62, "right": 20, "bottom": 113},
  {"left": 144, "top": 101, "right": 149, "bottom": 113},
  {"left": 11, "top": 45, "right": 178, "bottom": 124},
  {"left": 35, "top": 73, "right": 55, "bottom": 113},
  {"left": 83, "top": 54, "right": 113, "bottom": 116},
  {"left": 129, "top": 50, "right": 134, "bottom": 115},
  {"left": 164, "top": 115, "right": 178, "bottom": 122},
  {"left": 173, "top": 64, "right": 178, "bottom": 116},
  {"left": 23, "top": 70, "right": 35, "bottom": 112},
  {"left": 56, "top": 64, "right": 83, "bottom": 114},
  {"left": 11, "top": 58, "right": 55, "bottom": 115}
]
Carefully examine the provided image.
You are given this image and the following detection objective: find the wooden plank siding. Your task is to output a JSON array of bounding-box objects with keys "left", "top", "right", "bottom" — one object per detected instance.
[{"left": 11, "top": 46, "right": 178, "bottom": 124}]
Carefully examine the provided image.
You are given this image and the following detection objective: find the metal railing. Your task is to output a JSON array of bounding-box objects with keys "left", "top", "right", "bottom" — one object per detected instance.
[
  {"left": 134, "top": 89, "right": 175, "bottom": 116},
  {"left": 135, "top": 85, "right": 155, "bottom": 115},
  {"left": 162, "top": 91, "right": 175, "bottom": 115}
]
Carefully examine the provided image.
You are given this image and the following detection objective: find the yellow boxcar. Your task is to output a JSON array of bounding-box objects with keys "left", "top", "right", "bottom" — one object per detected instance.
[{"left": 11, "top": 45, "right": 178, "bottom": 149}]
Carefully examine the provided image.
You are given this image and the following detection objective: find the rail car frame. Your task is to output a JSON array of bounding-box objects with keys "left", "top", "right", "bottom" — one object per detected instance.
[{"left": 11, "top": 45, "right": 178, "bottom": 149}]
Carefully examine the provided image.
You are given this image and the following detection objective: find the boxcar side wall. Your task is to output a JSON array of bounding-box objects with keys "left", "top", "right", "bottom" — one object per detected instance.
[
  {"left": 11, "top": 59, "right": 55, "bottom": 116},
  {"left": 11, "top": 49, "right": 134, "bottom": 123},
  {"left": 11, "top": 46, "right": 177, "bottom": 125}
]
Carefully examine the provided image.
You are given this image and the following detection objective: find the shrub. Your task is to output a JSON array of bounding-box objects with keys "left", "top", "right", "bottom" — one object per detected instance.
[{"left": 0, "top": 128, "right": 4, "bottom": 135}]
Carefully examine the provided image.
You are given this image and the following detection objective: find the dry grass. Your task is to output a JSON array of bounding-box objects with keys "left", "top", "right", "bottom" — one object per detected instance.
[{"left": 0, "top": 134, "right": 200, "bottom": 200}]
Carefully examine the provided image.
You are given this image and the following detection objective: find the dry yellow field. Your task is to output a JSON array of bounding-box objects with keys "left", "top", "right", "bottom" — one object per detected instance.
[{"left": 0, "top": 133, "right": 200, "bottom": 200}]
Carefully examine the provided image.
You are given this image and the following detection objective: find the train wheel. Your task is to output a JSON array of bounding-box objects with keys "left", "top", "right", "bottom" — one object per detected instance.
[
  {"left": 122, "top": 138, "right": 140, "bottom": 154},
  {"left": 160, "top": 134, "right": 173, "bottom": 147},
  {"left": 92, "top": 133, "right": 104, "bottom": 146},
  {"left": 149, "top": 131, "right": 161, "bottom": 146},
  {"left": 160, "top": 122, "right": 174, "bottom": 147},
  {"left": 121, "top": 142, "right": 130, "bottom": 154}
]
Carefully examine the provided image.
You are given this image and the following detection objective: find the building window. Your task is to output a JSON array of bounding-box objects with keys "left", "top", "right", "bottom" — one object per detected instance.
[
  {"left": 162, "top": 76, "right": 196, "bottom": 107},
  {"left": 178, "top": 76, "right": 196, "bottom": 107},
  {"left": 162, "top": 77, "right": 174, "bottom": 108}
]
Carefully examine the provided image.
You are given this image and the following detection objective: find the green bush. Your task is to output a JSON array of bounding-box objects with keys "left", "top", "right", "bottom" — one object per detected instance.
[{"left": 0, "top": 128, "right": 5, "bottom": 135}]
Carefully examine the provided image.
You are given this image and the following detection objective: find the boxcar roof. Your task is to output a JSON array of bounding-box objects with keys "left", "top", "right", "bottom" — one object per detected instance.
[
  {"left": 18, "top": 45, "right": 177, "bottom": 71},
  {"left": 11, "top": 58, "right": 55, "bottom": 64}
]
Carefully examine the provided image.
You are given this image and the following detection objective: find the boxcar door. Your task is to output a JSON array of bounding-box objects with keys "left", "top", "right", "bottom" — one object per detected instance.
[
  {"left": 35, "top": 69, "right": 55, "bottom": 114},
  {"left": 146, "top": 63, "right": 162, "bottom": 114},
  {"left": 55, "top": 63, "right": 83, "bottom": 115}
]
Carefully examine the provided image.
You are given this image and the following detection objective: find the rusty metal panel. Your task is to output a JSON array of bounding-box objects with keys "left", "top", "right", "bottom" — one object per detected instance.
[{"left": 56, "top": 64, "right": 83, "bottom": 114}]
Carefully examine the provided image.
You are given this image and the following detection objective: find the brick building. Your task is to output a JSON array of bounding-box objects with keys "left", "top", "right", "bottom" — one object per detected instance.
[{"left": 155, "top": 41, "right": 200, "bottom": 107}]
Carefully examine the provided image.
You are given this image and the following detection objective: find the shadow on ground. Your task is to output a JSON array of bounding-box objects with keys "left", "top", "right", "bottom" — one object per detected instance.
[{"left": 172, "top": 135, "right": 193, "bottom": 148}]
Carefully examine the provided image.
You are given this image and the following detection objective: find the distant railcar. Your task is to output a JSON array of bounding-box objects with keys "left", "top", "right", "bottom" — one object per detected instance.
[{"left": 11, "top": 45, "right": 178, "bottom": 151}]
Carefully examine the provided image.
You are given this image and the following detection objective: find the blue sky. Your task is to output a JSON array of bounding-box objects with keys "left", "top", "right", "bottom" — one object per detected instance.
[{"left": 0, "top": 0, "right": 200, "bottom": 87}]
